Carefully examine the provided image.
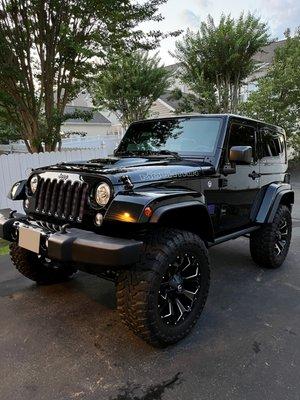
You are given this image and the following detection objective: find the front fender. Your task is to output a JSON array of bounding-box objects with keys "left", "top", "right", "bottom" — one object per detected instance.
[{"left": 104, "top": 190, "right": 203, "bottom": 224}]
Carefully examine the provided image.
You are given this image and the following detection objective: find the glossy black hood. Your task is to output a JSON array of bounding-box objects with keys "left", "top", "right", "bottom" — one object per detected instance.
[{"left": 44, "top": 156, "right": 216, "bottom": 185}]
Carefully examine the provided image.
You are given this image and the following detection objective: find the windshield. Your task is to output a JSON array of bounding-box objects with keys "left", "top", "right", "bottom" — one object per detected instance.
[{"left": 116, "top": 117, "right": 223, "bottom": 157}]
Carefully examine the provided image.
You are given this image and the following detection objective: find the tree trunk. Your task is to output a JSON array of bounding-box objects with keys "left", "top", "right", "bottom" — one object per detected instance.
[
  {"left": 24, "top": 139, "right": 33, "bottom": 154},
  {"left": 51, "top": 141, "right": 58, "bottom": 152},
  {"left": 231, "top": 74, "right": 241, "bottom": 113},
  {"left": 24, "top": 136, "right": 43, "bottom": 153},
  {"left": 44, "top": 143, "right": 52, "bottom": 152},
  {"left": 30, "top": 143, "right": 42, "bottom": 153}
]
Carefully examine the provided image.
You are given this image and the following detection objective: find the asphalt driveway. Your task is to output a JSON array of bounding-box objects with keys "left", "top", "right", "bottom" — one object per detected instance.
[{"left": 0, "top": 177, "right": 299, "bottom": 400}]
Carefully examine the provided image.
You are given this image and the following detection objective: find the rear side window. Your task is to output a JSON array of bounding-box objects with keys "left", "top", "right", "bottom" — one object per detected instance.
[
  {"left": 228, "top": 123, "right": 256, "bottom": 159},
  {"left": 260, "top": 128, "right": 285, "bottom": 158}
]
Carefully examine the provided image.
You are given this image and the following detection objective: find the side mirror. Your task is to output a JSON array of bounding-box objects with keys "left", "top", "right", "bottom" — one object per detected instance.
[{"left": 229, "top": 146, "right": 252, "bottom": 165}]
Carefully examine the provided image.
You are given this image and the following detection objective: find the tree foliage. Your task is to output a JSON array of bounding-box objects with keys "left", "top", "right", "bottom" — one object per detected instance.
[
  {"left": 92, "top": 51, "right": 172, "bottom": 127},
  {"left": 172, "top": 13, "right": 269, "bottom": 113},
  {"left": 241, "top": 30, "right": 300, "bottom": 158},
  {"left": 0, "top": 0, "right": 169, "bottom": 152}
]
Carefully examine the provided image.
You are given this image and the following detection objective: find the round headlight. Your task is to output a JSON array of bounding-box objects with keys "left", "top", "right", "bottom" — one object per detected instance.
[
  {"left": 95, "top": 182, "right": 111, "bottom": 206},
  {"left": 30, "top": 175, "right": 39, "bottom": 194}
]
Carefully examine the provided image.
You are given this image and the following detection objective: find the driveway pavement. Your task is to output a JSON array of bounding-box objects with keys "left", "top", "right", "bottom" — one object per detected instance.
[{"left": 0, "top": 174, "right": 299, "bottom": 400}]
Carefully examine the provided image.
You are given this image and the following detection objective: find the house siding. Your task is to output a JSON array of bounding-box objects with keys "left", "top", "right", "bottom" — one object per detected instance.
[
  {"left": 61, "top": 123, "right": 111, "bottom": 138},
  {"left": 149, "top": 99, "right": 175, "bottom": 118}
]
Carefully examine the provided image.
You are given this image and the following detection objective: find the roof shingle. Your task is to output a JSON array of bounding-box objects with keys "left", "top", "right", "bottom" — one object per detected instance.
[{"left": 64, "top": 106, "right": 111, "bottom": 124}]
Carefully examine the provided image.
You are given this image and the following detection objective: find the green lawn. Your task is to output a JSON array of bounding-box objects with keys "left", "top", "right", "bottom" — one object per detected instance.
[{"left": 0, "top": 239, "right": 9, "bottom": 256}]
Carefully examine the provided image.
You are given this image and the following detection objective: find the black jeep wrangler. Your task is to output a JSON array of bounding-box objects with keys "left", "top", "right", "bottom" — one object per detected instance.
[{"left": 0, "top": 114, "right": 294, "bottom": 346}]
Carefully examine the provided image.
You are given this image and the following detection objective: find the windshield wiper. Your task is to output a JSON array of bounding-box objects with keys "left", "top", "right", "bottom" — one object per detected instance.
[
  {"left": 150, "top": 150, "right": 182, "bottom": 160},
  {"left": 115, "top": 150, "right": 138, "bottom": 157},
  {"left": 116, "top": 149, "right": 182, "bottom": 160}
]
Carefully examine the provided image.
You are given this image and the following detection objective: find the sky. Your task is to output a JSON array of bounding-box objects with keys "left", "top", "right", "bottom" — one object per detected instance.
[{"left": 143, "top": 0, "right": 300, "bottom": 65}]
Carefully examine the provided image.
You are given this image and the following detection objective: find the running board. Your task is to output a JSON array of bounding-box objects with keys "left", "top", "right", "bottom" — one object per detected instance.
[{"left": 208, "top": 226, "right": 261, "bottom": 247}]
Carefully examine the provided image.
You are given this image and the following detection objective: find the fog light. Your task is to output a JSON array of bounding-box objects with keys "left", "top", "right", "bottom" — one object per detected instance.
[{"left": 95, "top": 213, "right": 103, "bottom": 226}]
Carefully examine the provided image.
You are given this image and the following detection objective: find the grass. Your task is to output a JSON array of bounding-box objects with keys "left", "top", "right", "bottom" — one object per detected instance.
[{"left": 0, "top": 239, "right": 9, "bottom": 256}]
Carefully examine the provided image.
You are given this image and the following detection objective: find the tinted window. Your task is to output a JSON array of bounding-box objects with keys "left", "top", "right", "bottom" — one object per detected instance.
[
  {"left": 116, "top": 118, "right": 222, "bottom": 156},
  {"left": 261, "top": 129, "right": 284, "bottom": 157},
  {"left": 228, "top": 123, "right": 256, "bottom": 158}
]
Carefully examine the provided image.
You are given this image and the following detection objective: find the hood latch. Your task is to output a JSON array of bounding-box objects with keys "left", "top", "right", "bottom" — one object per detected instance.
[{"left": 121, "top": 175, "right": 134, "bottom": 191}]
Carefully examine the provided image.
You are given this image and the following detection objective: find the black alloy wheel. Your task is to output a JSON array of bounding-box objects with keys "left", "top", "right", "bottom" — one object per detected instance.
[
  {"left": 158, "top": 253, "right": 201, "bottom": 326},
  {"left": 274, "top": 217, "right": 289, "bottom": 256},
  {"left": 250, "top": 205, "right": 292, "bottom": 269},
  {"left": 116, "top": 228, "right": 210, "bottom": 346}
]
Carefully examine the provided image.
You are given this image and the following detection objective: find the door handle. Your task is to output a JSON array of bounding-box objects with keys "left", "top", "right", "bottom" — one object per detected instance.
[{"left": 248, "top": 171, "right": 261, "bottom": 180}]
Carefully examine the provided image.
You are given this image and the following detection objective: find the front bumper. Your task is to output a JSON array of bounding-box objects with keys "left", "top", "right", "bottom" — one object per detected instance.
[{"left": 0, "top": 209, "right": 143, "bottom": 267}]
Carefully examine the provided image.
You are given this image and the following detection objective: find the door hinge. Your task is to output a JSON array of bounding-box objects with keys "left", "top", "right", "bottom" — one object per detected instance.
[{"left": 248, "top": 171, "right": 261, "bottom": 180}]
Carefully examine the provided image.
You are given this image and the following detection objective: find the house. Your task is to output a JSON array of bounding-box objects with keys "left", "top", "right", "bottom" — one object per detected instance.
[
  {"left": 62, "top": 91, "right": 123, "bottom": 138},
  {"left": 241, "top": 39, "right": 287, "bottom": 100},
  {"left": 62, "top": 105, "right": 112, "bottom": 138},
  {"left": 149, "top": 91, "right": 181, "bottom": 118},
  {"left": 64, "top": 39, "right": 286, "bottom": 136}
]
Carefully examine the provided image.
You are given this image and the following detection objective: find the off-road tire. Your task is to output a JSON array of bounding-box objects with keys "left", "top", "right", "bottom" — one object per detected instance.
[
  {"left": 250, "top": 205, "right": 292, "bottom": 269},
  {"left": 10, "top": 243, "right": 77, "bottom": 284},
  {"left": 116, "top": 228, "right": 210, "bottom": 346}
]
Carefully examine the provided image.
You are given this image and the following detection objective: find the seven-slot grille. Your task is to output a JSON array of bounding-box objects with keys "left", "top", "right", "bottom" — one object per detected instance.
[{"left": 34, "top": 178, "right": 88, "bottom": 222}]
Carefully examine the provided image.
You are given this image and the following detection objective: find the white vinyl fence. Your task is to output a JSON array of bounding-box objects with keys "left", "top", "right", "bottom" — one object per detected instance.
[
  {"left": 0, "top": 142, "right": 119, "bottom": 212},
  {"left": 61, "top": 134, "right": 122, "bottom": 150},
  {"left": 0, "top": 134, "right": 122, "bottom": 153}
]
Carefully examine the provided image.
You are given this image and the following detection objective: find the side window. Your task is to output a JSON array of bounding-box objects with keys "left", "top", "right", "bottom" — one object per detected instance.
[
  {"left": 260, "top": 128, "right": 285, "bottom": 158},
  {"left": 228, "top": 123, "right": 256, "bottom": 159}
]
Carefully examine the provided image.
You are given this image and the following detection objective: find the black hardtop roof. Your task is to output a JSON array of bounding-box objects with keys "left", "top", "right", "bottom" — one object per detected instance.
[{"left": 134, "top": 113, "right": 284, "bottom": 133}]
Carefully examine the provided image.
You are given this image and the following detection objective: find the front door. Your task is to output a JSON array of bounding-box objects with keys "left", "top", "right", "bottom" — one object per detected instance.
[{"left": 217, "top": 120, "right": 261, "bottom": 233}]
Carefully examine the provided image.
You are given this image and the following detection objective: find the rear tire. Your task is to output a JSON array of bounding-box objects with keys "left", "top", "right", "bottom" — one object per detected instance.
[
  {"left": 116, "top": 228, "right": 210, "bottom": 346},
  {"left": 250, "top": 205, "right": 292, "bottom": 269},
  {"left": 10, "top": 243, "right": 77, "bottom": 284}
]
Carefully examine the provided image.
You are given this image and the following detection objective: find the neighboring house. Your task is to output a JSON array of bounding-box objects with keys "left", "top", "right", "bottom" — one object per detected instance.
[
  {"left": 241, "top": 39, "right": 287, "bottom": 101},
  {"left": 63, "top": 91, "right": 123, "bottom": 138},
  {"left": 62, "top": 105, "right": 112, "bottom": 138},
  {"left": 149, "top": 91, "right": 181, "bottom": 118},
  {"left": 65, "top": 40, "right": 286, "bottom": 131},
  {"left": 165, "top": 63, "right": 191, "bottom": 95}
]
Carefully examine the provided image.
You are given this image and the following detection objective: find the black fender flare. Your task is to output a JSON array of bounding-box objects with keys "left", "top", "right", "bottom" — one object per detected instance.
[
  {"left": 255, "top": 183, "right": 294, "bottom": 224},
  {"left": 105, "top": 192, "right": 214, "bottom": 242},
  {"left": 150, "top": 201, "right": 214, "bottom": 243},
  {"left": 105, "top": 191, "right": 204, "bottom": 224}
]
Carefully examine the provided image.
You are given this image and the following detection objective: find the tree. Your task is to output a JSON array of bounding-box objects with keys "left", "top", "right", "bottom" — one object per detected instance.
[
  {"left": 0, "top": 0, "right": 169, "bottom": 153},
  {"left": 0, "top": 104, "right": 22, "bottom": 144},
  {"left": 172, "top": 13, "right": 269, "bottom": 113},
  {"left": 92, "top": 51, "right": 172, "bottom": 127},
  {"left": 241, "top": 30, "right": 300, "bottom": 159}
]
